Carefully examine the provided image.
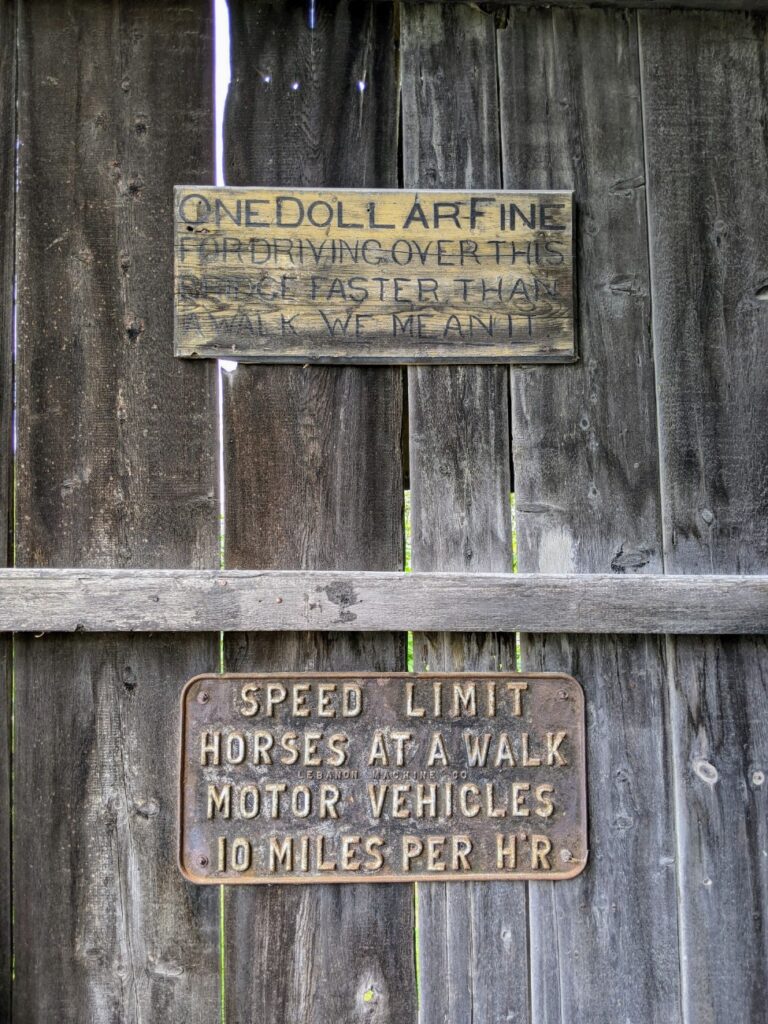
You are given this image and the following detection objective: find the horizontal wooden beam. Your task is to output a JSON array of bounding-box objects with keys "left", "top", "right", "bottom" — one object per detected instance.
[{"left": 0, "top": 569, "right": 764, "bottom": 634}]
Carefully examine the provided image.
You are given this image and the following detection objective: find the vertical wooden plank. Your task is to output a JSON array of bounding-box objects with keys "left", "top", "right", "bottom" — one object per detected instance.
[
  {"left": 0, "top": 0, "right": 14, "bottom": 1016},
  {"left": 14, "top": 3, "right": 220, "bottom": 1022},
  {"left": 223, "top": 3, "right": 415, "bottom": 1022},
  {"left": 499, "top": 9, "right": 682, "bottom": 1023},
  {"left": 640, "top": 12, "right": 768, "bottom": 1020},
  {"left": 400, "top": 6, "right": 526, "bottom": 1024}
]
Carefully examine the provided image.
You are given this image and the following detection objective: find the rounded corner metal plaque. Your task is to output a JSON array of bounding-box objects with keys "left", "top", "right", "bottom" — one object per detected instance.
[{"left": 179, "top": 672, "right": 588, "bottom": 884}]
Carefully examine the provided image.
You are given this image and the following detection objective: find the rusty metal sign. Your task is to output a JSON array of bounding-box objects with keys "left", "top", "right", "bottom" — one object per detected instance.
[{"left": 179, "top": 673, "right": 587, "bottom": 884}]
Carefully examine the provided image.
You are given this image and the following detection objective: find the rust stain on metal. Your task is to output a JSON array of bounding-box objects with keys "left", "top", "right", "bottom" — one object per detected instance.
[{"left": 179, "top": 672, "right": 588, "bottom": 884}]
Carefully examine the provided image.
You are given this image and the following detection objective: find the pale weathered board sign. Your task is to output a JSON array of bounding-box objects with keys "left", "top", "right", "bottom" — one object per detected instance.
[
  {"left": 179, "top": 672, "right": 587, "bottom": 884},
  {"left": 174, "top": 187, "right": 575, "bottom": 363}
]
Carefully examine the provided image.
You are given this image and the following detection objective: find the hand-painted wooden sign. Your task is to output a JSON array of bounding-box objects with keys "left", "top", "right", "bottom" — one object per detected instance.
[
  {"left": 179, "top": 672, "right": 587, "bottom": 884},
  {"left": 174, "top": 187, "right": 575, "bottom": 363}
]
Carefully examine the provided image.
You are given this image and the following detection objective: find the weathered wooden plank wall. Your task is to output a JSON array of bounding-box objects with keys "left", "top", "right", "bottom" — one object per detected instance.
[
  {"left": 222, "top": 2, "right": 415, "bottom": 1021},
  {"left": 13, "top": 2, "right": 220, "bottom": 1021},
  {"left": 400, "top": 5, "right": 527, "bottom": 1022},
  {"left": 1, "top": 3, "right": 765, "bottom": 1023},
  {"left": 640, "top": 11, "right": 768, "bottom": 1020},
  {"left": 499, "top": 8, "right": 682, "bottom": 1022},
  {"left": 0, "top": 1, "right": 14, "bottom": 1017},
  {"left": 378, "top": 0, "right": 768, "bottom": 8}
]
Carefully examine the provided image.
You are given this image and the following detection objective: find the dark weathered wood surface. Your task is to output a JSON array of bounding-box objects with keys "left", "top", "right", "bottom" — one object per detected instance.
[
  {"left": 13, "top": 3, "right": 220, "bottom": 1021},
  {"left": 223, "top": 3, "right": 415, "bottom": 1021},
  {"left": 640, "top": 11, "right": 768, "bottom": 1020},
  {"left": 0, "top": 568, "right": 765, "bottom": 634},
  {"left": 4, "top": 6, "right": 766, "bottom": 1024},
  {"left": 500, "top": 9, "right": 682, "bottom": 1022},
  {"left": 374, "top": 0, "right": 768, "bottom": 8},
  {"left": 0, "top": 0, "right": 13, "bottom": 1014},
  {"left": 401, "top": 6, "right": 522, "bottom": 1015}
]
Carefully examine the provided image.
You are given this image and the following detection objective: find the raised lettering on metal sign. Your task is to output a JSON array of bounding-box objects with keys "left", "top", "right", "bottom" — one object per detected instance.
[
  {"left": 174, "top": 187, "right": 575, "bottom": 364},
  {"left": 179, "top": 673, "right": 587, "bottom": 884}
]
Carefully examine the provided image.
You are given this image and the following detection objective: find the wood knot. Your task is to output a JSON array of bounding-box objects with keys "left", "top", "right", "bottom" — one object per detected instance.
[{"left": 693, "top": 758, "right": 719, "bottom": 785}]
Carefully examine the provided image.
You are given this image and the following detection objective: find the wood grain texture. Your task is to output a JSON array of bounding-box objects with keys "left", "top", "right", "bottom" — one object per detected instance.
[
  {"left": 0, "top": 0, "right": 13, "bottom": 1015},
  {"left": 223, "top": 3, "right": 415, "bottom": 1022},
  {"left": 372, "top": 0, "right": 768, "bottom": 8},
  {"left": 401, "top": 5, "right": 528, "bottom": 1023},
  {"left": 0, "top": 568, "right": 765, "bottom": 634},
  {"left": 14, "top": 634, "right": 220, "bottom": 1023},
  {"left": 640, "top": 11, "right": 768, "bottom": 1020},
  {"left": 13, "top": 3, "right": 220, "bottom": 1021},
  {"left": 500, "top": 9, "right": 682, "bottom": 1022}
]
